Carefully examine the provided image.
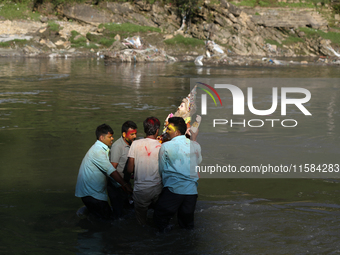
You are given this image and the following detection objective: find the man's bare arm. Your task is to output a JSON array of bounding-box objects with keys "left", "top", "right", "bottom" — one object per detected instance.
[
  {"left": 126, "top": 157, "right": 135, "bottom": 174},
  {"left": 111, "top": 162, "right": 118, "bottom": 169},
  {"left": 109, "top": 170, "right": 132, "bottom": 193}
]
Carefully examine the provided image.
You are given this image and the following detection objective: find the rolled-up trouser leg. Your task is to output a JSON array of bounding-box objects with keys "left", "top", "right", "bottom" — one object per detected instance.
[{"left": 133, "top": 184, "right": 162, "bottom": 225}]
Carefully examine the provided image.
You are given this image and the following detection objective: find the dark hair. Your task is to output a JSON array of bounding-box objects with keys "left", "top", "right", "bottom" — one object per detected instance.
[
  {"left": 121, "top": 121, "right": 137, "bottom": 134},
  {"left": 143, "top": 117, "right": 160, "bottom": 136},
  {"left": 168, "top": 117, "right": 187, "bottom": 135},
  {"left": 96, "top": 124, "right": 114, "bottom": 140}
]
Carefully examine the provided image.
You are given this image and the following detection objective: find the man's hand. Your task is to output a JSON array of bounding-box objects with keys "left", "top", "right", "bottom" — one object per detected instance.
[
  {"left": 110, "top": 170, "right": 132, "bottom": 194},
  {"left": 190, "top": 128, "right": 199, "bottom": 141},
  {"left": 185, "top": 127, "right": 199, "bottom": 141},
  {"left": 121, "top": 183, "right": 133, "bottom": 194}
]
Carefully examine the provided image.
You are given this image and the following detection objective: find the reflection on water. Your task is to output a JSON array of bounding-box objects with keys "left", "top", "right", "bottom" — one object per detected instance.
[{"left": 0, "top": 58, "right": 340, "bottom": 254}]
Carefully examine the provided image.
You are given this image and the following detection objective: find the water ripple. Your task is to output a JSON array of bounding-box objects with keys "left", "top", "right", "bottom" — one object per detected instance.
[{"left": 15, "top": 74, "right": 69, "bottom": 82}]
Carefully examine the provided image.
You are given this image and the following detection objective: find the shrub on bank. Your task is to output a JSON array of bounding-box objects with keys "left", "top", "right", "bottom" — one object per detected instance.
[
  {"left": 299, "top": 27, "right": 340, "bottom": 45},
  {"left": 70, "top": 30, "right": 98, "bottom": 48},
  {"left": 47, "top": 20, "right": 61, "bottom": 32},
  {"left": 164, "top": 35, "right": 205, "bottom": 47},
  {"left": 0, "top": 39, "right": 27, "bottom": 48}
]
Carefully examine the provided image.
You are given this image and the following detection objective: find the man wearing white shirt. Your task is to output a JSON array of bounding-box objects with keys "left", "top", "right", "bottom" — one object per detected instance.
[{"left": 127, "top": 117, "right": 162, "bottom": 225}]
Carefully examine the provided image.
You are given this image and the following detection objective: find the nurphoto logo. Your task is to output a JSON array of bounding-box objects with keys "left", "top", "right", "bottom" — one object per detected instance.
[{"left": 196, "top": 81, "right": 312, "bottom": 128}]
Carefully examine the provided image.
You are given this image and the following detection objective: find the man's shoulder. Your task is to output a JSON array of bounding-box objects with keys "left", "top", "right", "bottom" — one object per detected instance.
[
  {"left": 91, "top": 140, "right": 104, "bottom": 151},
  {"left": 133, "top": 138, "right": 160, "bottom": 148},
  {"left": 111, "top": 136, "right": 125, "bottom": 149},
  {"left": 162, "top": 136, "right": 193, "bottom": 149},
  {"left": 171, "top": 135, "right": 188, "bottom": 144},
  {"left": 112, "top": 136, "right": 123, "bottom": 145},
  {"left": 86, "top": 141, "right": 107, "bottom": 158},
  {"left": 132, "top": 138, "right": 145, "bottom": 144},
  {"left": 160, "top": 139, "right": 175, "bottom": 150}
]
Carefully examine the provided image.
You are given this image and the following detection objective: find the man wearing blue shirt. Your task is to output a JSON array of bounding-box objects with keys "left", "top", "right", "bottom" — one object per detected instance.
[
  {"left": 75, "top": 124, "right": 132, "bottom": 222},
  {"left": 154, "top": 117, "right": 202, "bottom": 232}
]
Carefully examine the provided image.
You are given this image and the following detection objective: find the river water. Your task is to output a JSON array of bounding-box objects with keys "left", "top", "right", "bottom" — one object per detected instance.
[{"left": 0, "top": 58, "right": 340, "bottom": 254}]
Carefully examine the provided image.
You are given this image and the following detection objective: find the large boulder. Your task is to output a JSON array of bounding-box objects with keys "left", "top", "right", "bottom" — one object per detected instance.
[
  {"left": 58, "top": 4, "right": 113, "bottom": 25},
  {"left": 251, "top": 11, "right": 328, "bottom": 29},
  {"left": 99, "top": 2, "right": 134, "bottom": 14}
]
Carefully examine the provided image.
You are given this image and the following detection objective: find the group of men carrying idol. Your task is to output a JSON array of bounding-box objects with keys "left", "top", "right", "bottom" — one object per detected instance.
[{"left": 75, "top": 86, "right": 202, "bottom": 233}]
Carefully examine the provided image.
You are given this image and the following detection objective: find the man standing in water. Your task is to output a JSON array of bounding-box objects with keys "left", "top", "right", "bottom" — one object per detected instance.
[
  {"left": 126, "top": 117, "right": 163, "bottom": 226},
  {"left": 154, "top": 117, "right": 202, "bottom": 232},
  {"left": 109, "top": 121, "right": 137, "bottom": 218},
  {"left": 75, "top": 124, "right": 132, "bottom": 222}
]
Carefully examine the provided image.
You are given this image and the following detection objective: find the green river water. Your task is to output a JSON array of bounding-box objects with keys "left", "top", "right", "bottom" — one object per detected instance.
[{"left": 0, "top": 58, "right": 340, "bottom": 254}]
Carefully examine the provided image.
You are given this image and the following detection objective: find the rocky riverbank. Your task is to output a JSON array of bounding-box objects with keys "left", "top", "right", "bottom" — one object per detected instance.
[{"left": 0, "top": 0, "right": 340, "bottom": 66}]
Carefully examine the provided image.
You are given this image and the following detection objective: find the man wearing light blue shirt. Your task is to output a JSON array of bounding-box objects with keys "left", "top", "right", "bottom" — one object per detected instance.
[
  {"left": 75, "top": 124, "right": 132, "bottom": 222},
  {"left": 154, "top": 117, "right": 202, "bottom": 232}
]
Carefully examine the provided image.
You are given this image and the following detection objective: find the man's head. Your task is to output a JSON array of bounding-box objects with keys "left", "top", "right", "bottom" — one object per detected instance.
[
  {"left": 121, "top": 121, "right": 137, "bottom": 145},
  {"left": 96, "top": 124, "right": 114, "bottom": 147},
  {"left": 166, "top": 117, "right": 187, "bottom": 140},
  {"left": 143, "top": 117, "right": 160, "bottom": 136}
]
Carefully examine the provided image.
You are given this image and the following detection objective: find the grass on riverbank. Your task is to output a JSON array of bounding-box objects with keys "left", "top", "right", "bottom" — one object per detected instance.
[
  {"left": 265, "top": 35, "right": 304, "bottom": 47},
  {"left": 0, "top": 39, "right": 27, "bottom": 48},
  {"left": 231, "top": 0, "right": 329, "bottom": 8},
  {"left": 0, "top": 1, "right": 40, "bottom": 20},
  {"left": 164, "top": 35, "right": 205, "bottom": 47},
  {"left": 99, "top": 23, "right": 161, "bottom": 38},
  {"left": 47, "top": 20, "right": 61, "bottom": 32},
  {"left": 70, "top": 30, "right": 98, "bottom": 49},
  {"left": 86, "top": 33, "right": 115, "bottom": 47},
  {"left": 299, "top": 27, "right": 340, "bottom": 44}
]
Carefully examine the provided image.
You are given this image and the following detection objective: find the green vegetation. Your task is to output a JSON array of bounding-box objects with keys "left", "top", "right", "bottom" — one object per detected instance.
[
  {"left": 264, "top": 39, "right": 281, "bottom": 47},
  {"left": 334, "top": 4, "right": 340, "bottom": 14},
  {"left": 0, "top": 39, "right": 27, "bottom": 48},
  {"left": 70, "top": 30, "right": 86, "bottom": 43},
  {"left": 98, "top": 38, "right": 115, "bottom": 47},
  {"left": 276, "top": 1, "right": 315, "bottom": 8},
  {"left": 265, "top": 28, "right": 340, "bottom": 49},
  {"left": 86, "top": 33, "right": 100, "bottom": 43},
  {"left": 265, "top": 36, "right": 304, "bottom": 47},
  {"left": 0, "top": 1, "right": 40, "bottom": 20},
  {"left": 232, "top": 0, "right": 257, "bottom": 7},
  {"left": 299, "top": 27, "right": 340, "bottom": 44},
  {"left": 231, "top": 0, "right": 322, "bottom": 8},
  {"left": 47, "top": 21, "right": 61, "bottom": 32},
  {"left": 37, "top": 0, "right": 90, "bottom": 5},
  {"left": 282, "top": 36, "right": 304, "bottom": 45},
  {"left": 99, "top": 23, "right": 161, "bottom": 36},
  {"left": 164, "top": 34, "right": 205, "bottom": 47},
  {"left": 0, "top": 42, "right": 10, "bottom": 47},
  {"left": 69, "top": 30, "right": 98, "bottom": 48},
  {"left": 86, "top": 32, "right": 115, "bottom": 47}
]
